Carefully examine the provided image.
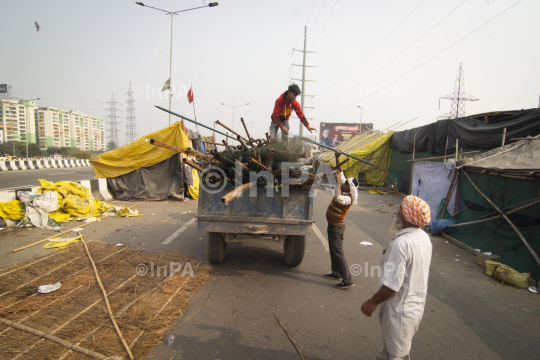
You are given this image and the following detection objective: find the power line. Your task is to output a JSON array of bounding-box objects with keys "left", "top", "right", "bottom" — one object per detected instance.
[
  {"left": 309, "top": 0, "right": 339, "bottom": 51},
  {"left": 313, "top": 0, "right": 427, "bottom": 97},
  {"left": 317, "top": 0, "right": 468, "bottom": 109},
  {"left": 285, "top": 0, "right": 318, "bottom": 85},
  {"left": 316, "top": 0, "right": 523, "bottom": 119}
]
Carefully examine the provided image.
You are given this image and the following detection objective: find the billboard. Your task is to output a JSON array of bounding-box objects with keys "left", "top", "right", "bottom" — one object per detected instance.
[
  {"left": 319, "top": 122, "right": 373, "bottom": 148},
  {"left": 0, "top": 84, "right": 7, "bottom": 94}
]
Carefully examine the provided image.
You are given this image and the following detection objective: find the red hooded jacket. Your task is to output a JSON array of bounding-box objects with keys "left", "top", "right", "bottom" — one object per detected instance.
[{"left": 271, "top": 91, "right": 309, "bottom": 128}]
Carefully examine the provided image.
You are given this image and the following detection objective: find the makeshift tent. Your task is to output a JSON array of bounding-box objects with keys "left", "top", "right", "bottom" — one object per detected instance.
[
  {"left": 391, "top": 108, "right": 540, "bottom": 155},
  {"left": 91, "top": 122, "right": 191, "bottom": 200},
  {"left": 411, "top": 161, "right": 458, "bottom": 222},
  {"left": 439, "top": 137, "right": 540, "bottom": 279},
  {"left": 319, "top": 132, "right": 394, "bottom": 186}
]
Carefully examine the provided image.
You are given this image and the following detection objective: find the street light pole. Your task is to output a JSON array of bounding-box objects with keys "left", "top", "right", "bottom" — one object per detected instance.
[
  {"left": 220, "top": 103, "right": 250, "bottom": 131},
  {"left": 135, "top": 2, "right": 219, "bottom": 126},
  {"left": 357, "top": 106, "right": 363, "bottom": 135}
]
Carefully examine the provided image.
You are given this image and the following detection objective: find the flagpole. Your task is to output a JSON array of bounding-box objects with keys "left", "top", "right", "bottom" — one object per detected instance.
[
  {"left": 191, "top": 82, "right": 198, "bottom": 131},
  {"left": 169, "top": 12, "right": 173, "bottom": 126}
]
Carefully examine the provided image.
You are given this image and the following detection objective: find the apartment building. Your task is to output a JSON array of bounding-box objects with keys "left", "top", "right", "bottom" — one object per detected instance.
[
  {"left": 0, "top": 99, "right": 37, "bottom": 144},
  {"left": 1, "top": 99, "right": 106, "bottom": 151}
]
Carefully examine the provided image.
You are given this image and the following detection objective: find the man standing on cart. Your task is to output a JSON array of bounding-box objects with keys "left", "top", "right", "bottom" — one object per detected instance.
[
  {"left": 270, "top": 84, "right": 317, "bottom": 142},
  {"left": 324, "top": 153, "right": 359, "bottom": 290}
]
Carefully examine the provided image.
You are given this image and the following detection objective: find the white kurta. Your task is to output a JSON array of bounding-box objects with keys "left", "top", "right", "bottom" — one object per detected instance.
[{"left": 376, "top": 227, "right": 432, "bottom": 358}]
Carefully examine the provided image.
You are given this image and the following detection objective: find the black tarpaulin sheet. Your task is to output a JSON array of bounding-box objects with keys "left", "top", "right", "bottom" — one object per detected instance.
[
  {"left": 391, "top": 108, "right": 540, "bottom": 155},
  {"left": 107, "top": 154, "right": 184, "bottom": 200}
]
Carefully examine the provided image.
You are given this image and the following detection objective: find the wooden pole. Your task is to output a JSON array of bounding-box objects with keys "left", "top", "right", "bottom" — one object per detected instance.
[
  {"left": 0, "top": 317, "right": 110, "bottom": 360},
  {"left": 12, "top": 201, "right": 147, "bottom": 253},
  {"left": 221, "top": 182, "right": 256, "bottom": 204},
  {"left": 446, "top": 198, "right": 540, "bottom": 229},
  {"left": 80, "top": 235, "right": 134, "bottom": 359},
  {"left": 455, "top": 139, "right": 458, "bottom": 162},
  {"left": 502, "top": 127, "right": 507, "bottom": 146},
  {"left": 461, "top": 170, "right": 540, "bottom": 267},
  {"left": 437, "top": 170, "right": 459, "bottom": 219},
  {"left": 406, "top": 151, "right": 480, "bottom": 162},
  {"left": 240, "top": 117, "right": 254, "bottom": 145},
  {"left": 444, "top": 136, "right": 448, "bottom": 161},
  {"left": 200, "top": 140, "right": 226, "bottom": 146},
  {"left": 215, "top": 120, "right": 249, "bottom": 142},
  {"left": 409, "top": 130, "right": 417, "bottom": 195}
]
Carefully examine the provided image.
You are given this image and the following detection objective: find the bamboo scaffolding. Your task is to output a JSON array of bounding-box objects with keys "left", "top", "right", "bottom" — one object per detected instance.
[
  {"left": 461, "top": 170, "right": 540, "bottom": 268},
  {"left": 80, "top": 235, "right": 134, "bottom": 359},
  {"left": 0, "top": 317, "right": 110, "bottom": 360}
]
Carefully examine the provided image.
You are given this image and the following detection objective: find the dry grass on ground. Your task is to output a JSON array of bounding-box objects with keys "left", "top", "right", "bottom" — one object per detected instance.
[{"left": 0, "top": 241, "right": 211, "bottom": 359}]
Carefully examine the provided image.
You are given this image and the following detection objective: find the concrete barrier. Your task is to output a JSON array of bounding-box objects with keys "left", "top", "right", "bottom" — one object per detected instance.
[{"left": 0, "top": 159, "right": 93, "bottom": 171}]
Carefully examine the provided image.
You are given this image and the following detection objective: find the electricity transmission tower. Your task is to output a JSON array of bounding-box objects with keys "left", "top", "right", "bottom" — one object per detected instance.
[
  {"left": 125, "top": 82, "right": 137, "bottom": 144},
  {"left": 438, "top": 63, "right": 478, "bottom": 120},
  {"left": 104, "top": 92, "right": 122, "bottom": 148}
]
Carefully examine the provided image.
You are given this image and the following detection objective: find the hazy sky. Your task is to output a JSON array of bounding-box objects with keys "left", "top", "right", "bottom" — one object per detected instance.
[{"left": 2, "top": 0, "right": 538, "bottom": 146}]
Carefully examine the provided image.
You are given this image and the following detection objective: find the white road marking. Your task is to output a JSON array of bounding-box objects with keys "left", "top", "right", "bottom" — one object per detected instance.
[
  {"left": 162, "top": 218, "right": 197, "bottom": 244},
  {"left": 312, "top": 224, "right": 329, "bottom": 252},
  {"left": 48, "top": 172, "right": 74, "bottom": 175}
]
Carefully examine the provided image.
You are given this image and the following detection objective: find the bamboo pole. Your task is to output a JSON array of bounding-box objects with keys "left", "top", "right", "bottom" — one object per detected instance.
[
  {"left": 437, "top": 170, "right": 459, "bottom": 219},
  {"left": 406, "top": 151, "right": 480, "bottom": 162},
  {"left": 1, "top": 245, "right": 123, "bottom": 313},
  {"left": 80, "top": 234, "right": 134, "bottom": 359},
  {"left": 502, "top": 127, "right": 507, "bottom": 146},
  {"left": 461, "top": 170, "right": 540, "bottom": 267},
  {"left": 0, "top": 249, "right": 69, "bottom": 278},
  {"left": 12, "top": 201, "right": 148, "bottom": 253},
  {"left": 273, "top": 311, "right": 307, "bottom": 360},
  {"left": 221, "top": 182, "right": 256, "bottom": 204},
  {"left": 57, "top": 256, "right": 165, "bottom": 360},
  {"left": 440, "top": 232, "right": 479, "bottom": 255},
  {"left": 0, "top": 317, "right": 110, "bottom": 360},
  {"left": 0, "top": 249, "right": 144, "bottom": 338},
  {"left": 408, "top": 130, "right": 417, "bottom": 195},
  {"left": 446, "top": 198, "right": 540, "bottom": 229}
]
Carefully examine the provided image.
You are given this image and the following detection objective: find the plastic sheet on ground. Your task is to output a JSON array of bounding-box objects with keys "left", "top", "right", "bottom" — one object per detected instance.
[
  {"left": 43, "top": 235, "right": 84, "bottom": 249},
  {"left": 485, "top": 260, "right": 530, "bottom": 289},
  {"left": 0, "top": 200, "right": 24, "bottom": 220},
  {"left": 104, "top": 206, "right": 142, "bottom": 217}
]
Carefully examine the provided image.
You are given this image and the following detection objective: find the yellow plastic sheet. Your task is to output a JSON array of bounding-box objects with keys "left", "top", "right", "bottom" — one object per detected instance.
[
  {"left": 115, "top": 206, "right": 142, "bottom": 217},
  {"left": 43, "top": 235, "right": 84, "bottom": 249},
  {"left": 485, "top": 260, "right": 530, "bottom": 289},
  {"left": 91, "top": 121, "right": 190, "bottom": 178},
  {"left": 0, "top": 200, "right": 24, "bottom": 220},
  {"left": 329, "top": 132, "right": 394, "bottom": 187},
  {"left": 188, "top": 167, "right": 199, "bottom": 200}
]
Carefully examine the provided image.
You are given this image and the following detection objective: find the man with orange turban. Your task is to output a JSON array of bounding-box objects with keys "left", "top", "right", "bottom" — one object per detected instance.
[{"left": 361, "top": 195, "right": 432, "bottom": 360}]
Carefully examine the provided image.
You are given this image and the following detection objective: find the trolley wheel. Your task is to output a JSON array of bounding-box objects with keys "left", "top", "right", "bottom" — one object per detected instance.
[
  {"left": 283, "top": 235, "right": 306, "bottom": 266},
  {"left": 206, "top": 232, "right": 227, "bottom": 264}
]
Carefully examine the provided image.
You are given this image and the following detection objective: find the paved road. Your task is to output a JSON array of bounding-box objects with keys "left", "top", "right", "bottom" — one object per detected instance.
[
  {"left": 1, "top": 190, "right": 539, "bottom": 359},
  {"left": 0, "top": 166, "right": 96, "bottom": 190}
]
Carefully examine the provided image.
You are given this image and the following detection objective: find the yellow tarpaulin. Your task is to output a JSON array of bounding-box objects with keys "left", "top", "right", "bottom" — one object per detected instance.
[
  {"left": 91, "top": 121, "right": 190, "bottom": 178},
  {"left": 0, "top": 200, "right": 24, "bottom": 220},
  {"left": 328, "top": 132, "right": 394, "bottom": 187},
  {"left": 188, "top": 167, "right": 200, "bottom": 200}
]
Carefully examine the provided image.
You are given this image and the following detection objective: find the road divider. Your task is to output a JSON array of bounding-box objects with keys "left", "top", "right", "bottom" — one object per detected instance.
[{"left": 0, "top": 159, "right": 91, "bottom": 172}]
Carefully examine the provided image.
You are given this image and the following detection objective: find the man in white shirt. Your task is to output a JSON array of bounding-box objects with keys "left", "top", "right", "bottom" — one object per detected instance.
[
  {"left": 361, "top": 195, "right": 432, "bottom": 360},
  {"left": 324, "top": 153, "right": 359, "bottom": 290}
]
